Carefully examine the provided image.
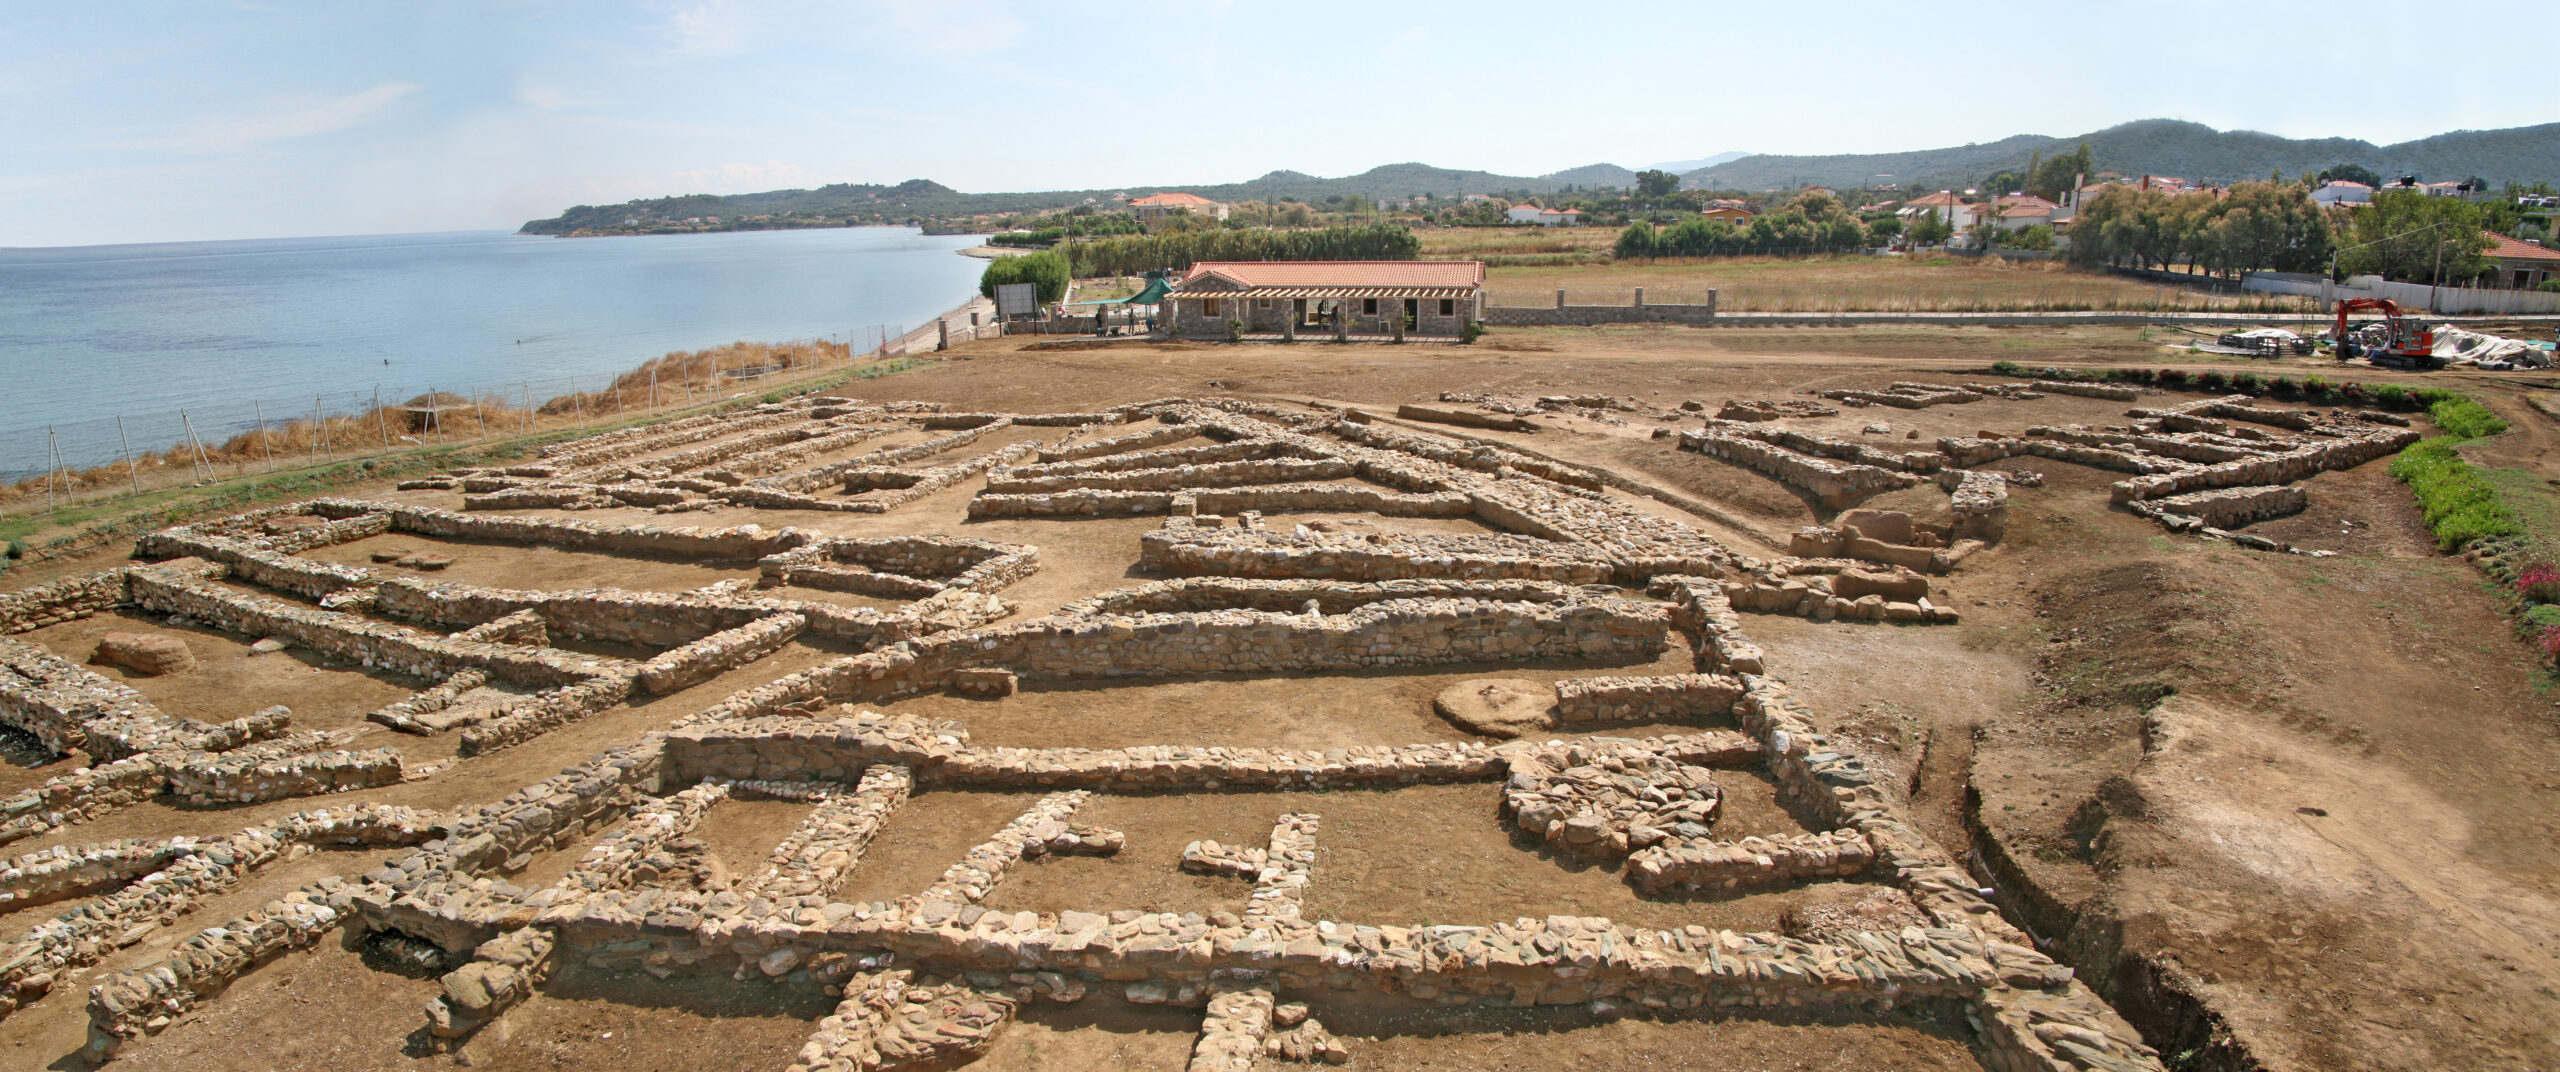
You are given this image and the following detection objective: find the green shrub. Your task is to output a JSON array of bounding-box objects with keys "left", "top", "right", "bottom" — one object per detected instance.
[
  {"left": 4, "top": 538, "right": 24, "bottom": 560},
  {"left": 977, "top": 250, "right": 1071, "bottom": 304},
  {"left": 2196, "top": 371, "right": 2228, "bottom": 390},
  {"left": 2372, "top": 383, "right": 2408, "bottom": 407},
  {"left": 2231, "top": 371, "right": 2262, "bottom": 394},
  {"left": 2426, "top": 395, "right": 2508, "bottom": 439},
  {"left": 1989, "top": 360, "right": 2026, "bottom": 377},
  {"left": 2389, "top": 437, "right": 2521, "bottom": 549},
  {"left": 2526, "top": 604, "right": 2560, "bottom": 630}
]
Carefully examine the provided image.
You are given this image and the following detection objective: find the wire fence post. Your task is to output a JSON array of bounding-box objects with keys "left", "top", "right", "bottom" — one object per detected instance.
[
  {"left": 44, "top": 426, "right": 60, "bottom": 511},
  {"left": 116, "top": 415, "right": 141, "bottom": 495},
  {"left": 649, "top": 368, "right": 659, "bottom": 411},
  {"left": 374, "top": 386, "right": 390, "bottom": 447},
  {"left": 252, "top": 399, "right": 273, "bottom": 471},
  {"left": 520, "top": 382, "right": 534, "bottom": 436},
  {"left": 179, "top": 411, "right": 211, "bottom": 482},
  {"left": 310, "top": 396, "right": 323, "bottom": 465}
]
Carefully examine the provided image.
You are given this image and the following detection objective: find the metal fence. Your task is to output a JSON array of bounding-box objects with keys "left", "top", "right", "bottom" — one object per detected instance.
[{"left": 0, "top": 314, "right": 977, "bottom": 517}]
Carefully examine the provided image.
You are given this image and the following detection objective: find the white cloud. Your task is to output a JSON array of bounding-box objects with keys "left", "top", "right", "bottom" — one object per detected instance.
[
  {"left": 865, "top": 0, "right": 1022, "bottom": 55},
  {"left": 114, "top": 81, "right": 419, "bottom": 154},
  {"left": 663, "top": 0, "right": 750, "bottom": 57}
]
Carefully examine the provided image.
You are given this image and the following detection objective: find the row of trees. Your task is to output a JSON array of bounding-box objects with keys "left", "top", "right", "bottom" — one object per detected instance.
[
  {"left": 977, "top": 250, "right": 1070, "bottom": 303},
  {"left": 2067, "top": 183, "right": 2506, "bottom": 283},
  {"left": 1615, "top": 213, "right": 1870, "bottom": 258},
  {"left": 1058, "top": 223, "right": 1419, "bottom": 277}
]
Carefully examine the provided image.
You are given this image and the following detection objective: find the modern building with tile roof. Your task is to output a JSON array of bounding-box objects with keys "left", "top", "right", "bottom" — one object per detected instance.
[
  {"left": 2485, "top": 231, "right": 2560, "bottom": 289},
  {"left": 1128, "top": 191, "right": 1230, "bottom": 221},
  {"left": 1166, "top": 261, "right": 1485, "bottom": 339}
]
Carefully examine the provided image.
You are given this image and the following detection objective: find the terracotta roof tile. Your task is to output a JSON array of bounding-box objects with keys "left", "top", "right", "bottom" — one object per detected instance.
[
  {"left": 1177, "top": 261, "right": 1486, "bottom": 289},
  {"left": 2486, "top": 231, "right": 2560, "bottom": 263},
  {"left": 1131, "top": 192, "right": 1222, "bottom": 206}
]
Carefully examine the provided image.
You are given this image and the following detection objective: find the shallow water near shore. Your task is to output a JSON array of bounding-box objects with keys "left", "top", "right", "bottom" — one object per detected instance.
[{"left": 0, "top": 227, "right": 983, "bottom": 475}]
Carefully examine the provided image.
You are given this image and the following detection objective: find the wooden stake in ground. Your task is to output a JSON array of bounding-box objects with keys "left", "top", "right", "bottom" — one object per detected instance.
[
  {"left": 521, "top": 383, "right": 534, "bottom": 435},
  {"left": 375, "top": 386, "right": 389, "bottom": 447},
  {"left": 178, "top": 411, "right": 212, "bottom": 482},
  {"left": 252, "top": 399, "right": 274, "bottom": 471},
  {"left": 571, "top": 375, "right": 582, "bottom": 425},
  {"left": 310, "top": 396, "right": 323, "bottom": 464},
  {"left": 116, "top": 415, "right": 140, "bottom": 495},
  {"left": 650, "top": 368, "right": 659, "bottom": 410},
  {"left": 44, "top": 426, "right": 60, "bottom": 511}
]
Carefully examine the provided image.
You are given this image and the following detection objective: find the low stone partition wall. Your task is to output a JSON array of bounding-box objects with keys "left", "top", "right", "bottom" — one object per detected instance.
[
  {"left": 699, "top": 423, "right": 898, "bottom": 483},
  {"left": 1947, "top": 469, "right": 2010, "bottom": 541},
  {"left": 2129, "top": 484, "right": 2308, "bottom": 531},
  {"left": 0, "top": 837, "right": 197, "bottom": 912},
  {"left": 1060, "top": 576, "right": 1592, "bottom": 617},
  {"left": 1626, "top": 829, "right": 1877, "bottom": 893},
  {"left": 1819, "top": 384, "right": 1982, "bottom": 409},
  {"left": 164, "top": 737, "right": 406, "bottom": 805},
  {"left": 1005, "top": 438, "right": 1304, "bottom": 479},
  {"left": 2109, "top": 429, "right": 2419, "bottom": 503},
  {"left": 986, "top": 456, "right": 1353, "bottom": 494},
  {"left": 0, "top": 758, "right": 163, "bottom": 847},
  {"left": 2028, "top": 380, "right": 2140, "bottom": 401},
  {"left": 0, "top": 569, "right": 133, "bottom": 635},
  {"left": 2025, "top": 426, "right": 2266, "bottom": 465},
  {"left": 919, "top": 791, "right": 1089, "bottom": 904},
  {"left": 1678, "top": 430, "right": 1920, "bottom": 509},
  {"left": 559, "top": 781, "right": 729, "bottom": 893},
  {"left": 539, "top": 406, "right": 808, "bottom": 472},
  {"left": 1648, "top": 576, "right": 1765, "bottom": 675},
  {"left": 1714, "top": 421, "right": 1945, "bottom": 473},
  {"left": 0, "top": 635, "right": 164, "bottom": 756},
  {"left": 1395, "top": 403, "right": 1537, "bottom": 433},
  {"left": 1038, "top": 421, "right": 1204, "bottom": 463},
  {"left": 1137, "top": 523, "right": 1614, "bottom": 584},
  {"left": 423, "top": 925, "right": 555, "bottom": 1045},
  {"left": 456, "top": 676, "right": 636, "bottom": 757},
  {"left": 1933, "top": 434, "right": 2176, "bottom": 473},
  {"left": 84, "top": 881, "right": 348, "bottom": 1058},
  {"left": 969, "top": 483, "right": 1477, "bottom": 520},
  {"left": 0, "top": 803, "right": 440, "bottom": 1023},
  {"left": 1331, "top": 420, "right": 1608, "bottom": 492},
  {"left": 638, "top": 613, "right": 805, "bottom": 695},
  {"left": 736, "top": 765, "right": 912, "bottom": 906},
  {"left": 130, "top": 569, "right": 600, "bottom": 688},
  {"left": 1552, "top": 673, "right": 1743, "bottom": 724},
  {"left": 756, "top": 536, "right": 1038, "bottom": 597}
]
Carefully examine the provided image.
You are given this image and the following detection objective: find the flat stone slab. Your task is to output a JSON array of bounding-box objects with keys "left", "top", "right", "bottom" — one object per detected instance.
[
  {"left": 1432, "top": 678, "right": 1553, "bottom": 739},
  {"left": 92, "top": 632, "right": 196, "bottom": 676}
]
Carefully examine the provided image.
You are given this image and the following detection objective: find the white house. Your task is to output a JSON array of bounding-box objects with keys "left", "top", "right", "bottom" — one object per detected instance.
[
  {"left": 1505, "top": 203, "right": 1582, "bottom": 226},
  {"left": 2312, "top": 180, "right": 2373, "bottom": 206}
]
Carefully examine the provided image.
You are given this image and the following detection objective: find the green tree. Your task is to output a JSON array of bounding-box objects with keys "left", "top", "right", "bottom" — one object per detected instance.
[
  {"left": 2027, "top": 143, "right": 2094, "bottom": 201},
  {"left": 1614, "top": 221, "right": 1659, "bottom": 258},
  {"left": 2338, "top": 191, "right": 2496, "bottom": 284},
  {"left": 978, "top": 250, "right": 1070, "bottom": 303},
  {"left": 1788, "top": 189, "right": 1847, "bottom": 223},
  {"left": 1906, "top": 212, "right": 1953, "bottom": 247},
  {"left": 1634, "top": 169, "right": 1681, "bottom": 198},
  {"left": 2318, "top": 163, "right": 2382, "bottom": 188}
]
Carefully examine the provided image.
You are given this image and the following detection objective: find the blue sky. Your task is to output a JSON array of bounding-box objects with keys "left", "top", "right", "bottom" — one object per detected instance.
[{"left": 2, "top": 0, "right": 2547, "bottom": 247}]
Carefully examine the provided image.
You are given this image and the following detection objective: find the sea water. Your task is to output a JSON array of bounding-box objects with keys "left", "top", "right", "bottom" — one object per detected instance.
[{"left": 0, "top": 227, "right": 984, "bottom": 476}]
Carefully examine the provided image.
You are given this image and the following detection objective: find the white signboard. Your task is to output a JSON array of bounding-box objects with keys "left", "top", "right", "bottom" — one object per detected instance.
[{"left": 994, "top": 282, "right": 1040, "bottom": 319}]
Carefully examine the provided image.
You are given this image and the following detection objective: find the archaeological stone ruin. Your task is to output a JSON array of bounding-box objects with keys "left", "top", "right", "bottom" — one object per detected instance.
[{"left": 0, "top": 378, "right": 2412, "bottom": 1071}]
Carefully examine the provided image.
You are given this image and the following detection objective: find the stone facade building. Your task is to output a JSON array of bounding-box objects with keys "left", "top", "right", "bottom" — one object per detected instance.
[{"left": 1165, "top": 260, "right": 1485, "bottom": 340}]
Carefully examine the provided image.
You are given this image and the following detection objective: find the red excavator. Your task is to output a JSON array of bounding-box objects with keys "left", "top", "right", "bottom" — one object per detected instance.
[{"left": 2331, "top": 298, "right": 2441, "bottom": 369}]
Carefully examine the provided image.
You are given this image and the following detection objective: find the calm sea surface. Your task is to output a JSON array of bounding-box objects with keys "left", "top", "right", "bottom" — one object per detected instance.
[{"left": 0, "top": 227, "right": 983, "bottom": 475}]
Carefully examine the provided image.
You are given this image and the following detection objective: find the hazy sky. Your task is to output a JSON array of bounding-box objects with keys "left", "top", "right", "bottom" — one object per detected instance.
[{"left": 3, "top": 0, "right": 2548, "bottom": 247}]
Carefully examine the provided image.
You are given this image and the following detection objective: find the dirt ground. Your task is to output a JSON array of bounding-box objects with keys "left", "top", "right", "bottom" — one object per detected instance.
[{"left": 10, "top": 322, "right": 2560, "bottom": 1072}]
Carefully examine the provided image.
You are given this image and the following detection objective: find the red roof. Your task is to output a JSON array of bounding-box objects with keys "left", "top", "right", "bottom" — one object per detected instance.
[
  {"left": 1907, "top": 191, "right": 1963, "bottom": 207},
  {"left": 1178, "top": 261, "right": 1486, "bottom": 288},
  {"left": 2486, "top": 231, "right": 2560, "bottom": 263},
  {"left": 1130, "top": 192, "right": 1221, "bottom": 207}
]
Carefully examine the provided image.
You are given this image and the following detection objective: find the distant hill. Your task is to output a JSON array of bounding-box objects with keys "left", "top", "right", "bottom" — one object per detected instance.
[
  {"left": 1682, "top": 119, "right": 2560, "bottom": 191},
  {"left": 1648, "top": 151, "right": 1751, "bottom": 173},
  {"left": 1541, "top": 163, "right": 1638, "bottom": 187},
  {"left": 519, "top": 163, "right": 1619, "bottom": 234}
]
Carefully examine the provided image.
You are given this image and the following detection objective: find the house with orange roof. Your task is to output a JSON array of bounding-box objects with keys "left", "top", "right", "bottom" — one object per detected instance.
[
  {"left": 1165, "top": 260, "right": 1485, "bottom": 339},
  {"left": 2485, "top": 231, "right": 2560, "bottom": 290},
  {"left": 1504, "top": 202, "right": 1582, "bottom": 226},
  {"left": 1128, "top": 191, "right": 1230, "bottom": 222}
]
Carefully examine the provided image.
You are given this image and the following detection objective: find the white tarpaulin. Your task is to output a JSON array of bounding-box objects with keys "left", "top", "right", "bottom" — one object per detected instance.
[{"left": 2432, "top": 324, "right": 2550, "bottom": 369}]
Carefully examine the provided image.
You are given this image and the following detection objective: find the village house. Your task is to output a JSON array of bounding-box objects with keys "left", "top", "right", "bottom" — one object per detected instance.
[
  {"left": 1129, "top": 192, "right": 1230, "bottom": 222},
  {"left": 2484, "top": 231, "right": 2560, "bottom": 290},
  {"left": 1898, "top": 191, "right": 1981, "bottom": 228},
  {"left": 1991, "top": 194, "right": 2061, "bottom": 230},
  {"left": 1698, "top": 199, "right": 1757, "bottom": 225},
  {"left": 1164, "top": 260, "right": 1485, "bottom": 339},
  {"left": 2312, "top": 179, "right": 2374, "bottom": 206},
  {"left": 1505, "top": 203, "right": 1582, "bottom": 226}
]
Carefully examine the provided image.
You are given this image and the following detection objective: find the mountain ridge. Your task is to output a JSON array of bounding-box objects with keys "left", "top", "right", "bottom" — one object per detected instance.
[{"left": 517, "top": 121, "right": 2559, "bottom": 234}]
